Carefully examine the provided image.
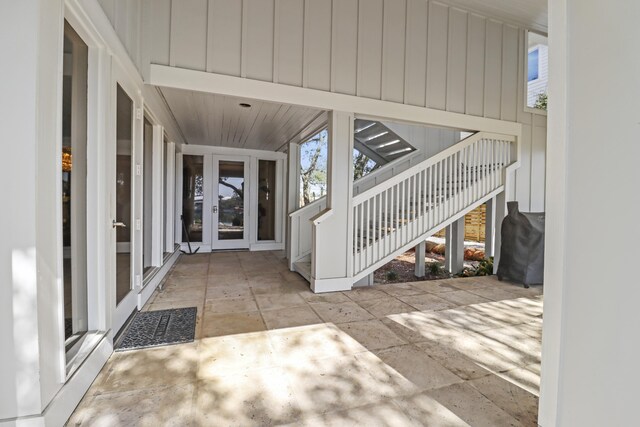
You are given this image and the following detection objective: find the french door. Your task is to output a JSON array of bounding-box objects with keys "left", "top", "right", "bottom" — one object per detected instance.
[
  {"left": 109, "top": 65, "right": 141, "bottom": 334},
  {"left": 211, "top": 155, "right": 250, "bottom": 250}
]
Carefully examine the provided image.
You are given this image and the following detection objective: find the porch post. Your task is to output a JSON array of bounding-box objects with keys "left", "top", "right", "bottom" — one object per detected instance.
[
  {"left": 286, "top": 142, "right": 299, "bottom": 269},
  {"left": 484, "top": 198, "right": 496, "bottom": 258},
  {"left": 445, "top": 217, "right": 465, "bottom": 274},
  {"left": 415, "top": 241, "right": 426, "bottom": 277},
  {"left": 311, "top": 111, "right": 354, "bottom": 292},
  {"left": 492, "top": 191, "right": 507, "bottom": 274}
]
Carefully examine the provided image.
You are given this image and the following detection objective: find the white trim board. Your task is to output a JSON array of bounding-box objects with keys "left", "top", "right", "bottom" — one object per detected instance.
[{"left": 149, "top": 64, "right": 522, "bottom": 136}]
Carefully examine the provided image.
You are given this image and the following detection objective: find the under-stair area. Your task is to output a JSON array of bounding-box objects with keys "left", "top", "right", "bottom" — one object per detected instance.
[{"left": 290, "top": 130, "right": 518, "bottom": 290}]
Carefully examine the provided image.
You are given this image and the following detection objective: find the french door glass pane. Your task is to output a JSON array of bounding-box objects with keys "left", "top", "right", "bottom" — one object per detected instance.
[
  {"left": 182, "top": 155, "right": 204, "bottom": 242},
  {"left": 115, "top": 84, "right": 133, "bottom": 306},
  {"left": 218, "top": 161, "right": 244, "bottom": 240},
  {"left": 142, "top": 117, "right": 153, "bottom": 276},
  {"left": 62, "top": 23, "right": 88, "bottom": 341},
  {"left": 258, "top": 160, "right": 276, "bottom": 241}
]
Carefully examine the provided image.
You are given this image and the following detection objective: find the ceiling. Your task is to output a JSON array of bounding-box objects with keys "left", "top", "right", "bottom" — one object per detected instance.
[
  {"left": 440, "top": 0, "right": 547, "bottom": 33},
  {"left": 159, "top": 87, "right": 325, "bottom": 151}
]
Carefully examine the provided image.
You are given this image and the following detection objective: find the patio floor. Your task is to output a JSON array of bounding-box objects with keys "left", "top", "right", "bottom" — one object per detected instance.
[{"left": 67, "top": 251, "right": 542, "bottom": 426}]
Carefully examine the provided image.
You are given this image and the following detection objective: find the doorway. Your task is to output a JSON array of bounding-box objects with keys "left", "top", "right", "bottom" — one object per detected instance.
[
  {"left": 110, "top": 76, "right": 140, "bottom": 334},
  {"left": 212, "top": 156, "right": 249, "bottom": 250}
]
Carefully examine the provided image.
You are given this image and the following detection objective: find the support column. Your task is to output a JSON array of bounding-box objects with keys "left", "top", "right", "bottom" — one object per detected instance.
[
  {"left": 484, "top": 198, "right": 497, "bottom": 258},
  {"left": 415, "top": 241, "right": 426, "bottom": 277},
  {"left": 445, "top": 217, "right": 465, "bottom": 274},
  {"left": 0, "top": 0, "right": 65, "bottom": 421},
  {"left": 492, "top": 191, "right": 507, "bottom": 274},
  {"left": 286, "top": 142, "right": 300, "bottom": 269},
  {"left": 311, "top": 111, "right": 354, "bottom": 292}
]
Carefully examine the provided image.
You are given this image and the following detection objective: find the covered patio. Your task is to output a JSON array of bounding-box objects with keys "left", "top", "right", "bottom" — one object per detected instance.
[{"left": 68, "top": 252, "right": 542, "bottom": 426}]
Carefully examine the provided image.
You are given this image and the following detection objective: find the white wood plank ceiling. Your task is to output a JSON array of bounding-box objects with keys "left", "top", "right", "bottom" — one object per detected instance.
[
  {"left": 439, "top": 0, "right": 548, "bottom": 34},
  {"left": 159, "top": 87, "right": 324, "bottom": 151}
]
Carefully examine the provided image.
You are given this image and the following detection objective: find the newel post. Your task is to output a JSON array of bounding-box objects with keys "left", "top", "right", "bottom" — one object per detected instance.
[{"left": 310, "top": 111, "right": 354, "bottom": 292}]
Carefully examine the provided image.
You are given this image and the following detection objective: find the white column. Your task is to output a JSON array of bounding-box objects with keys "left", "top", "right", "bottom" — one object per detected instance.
[
  {"left": 415, "top": 241, "right": 426, "bottom": 277},
  {"left": 286, "top": 142, "right": 299, "bottom": 268},
  {"left": 151, "top": 125, "right": 164, "bottom": 266},
  {"left": 444, "top": 217, "right": 465, "bottom": 274},
  {"left": 311, "top": 111, "right": 354, "bottom": 292},
  {"left": 0, "top": 0, "right": 65, "bottom": 420},
  {"left": 484, "top": 198, "right": 496, "bottom": 258},
  {"left": 165, "top": 142, "right": 176, "bottom": 253},
  {"left": 541, "top": 1, "right": 640, "bottom": 425},
  {"left": 492, "top": 191, "right": 506, "bottom": 274}
]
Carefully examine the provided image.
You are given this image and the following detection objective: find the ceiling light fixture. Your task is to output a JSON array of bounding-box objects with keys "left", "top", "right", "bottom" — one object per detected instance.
[{"left": 239, "top": 102, "right": 252, "bottom": 108}]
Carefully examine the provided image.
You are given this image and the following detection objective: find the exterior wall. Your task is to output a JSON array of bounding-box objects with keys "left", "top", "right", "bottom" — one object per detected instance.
[
  {"left": 98, "top": 0, "right": 143, "bottom": 71},
  {"left": 0, "top": 0, "right": 185, "bottom": 425},
  {"left": 140, "top": 0, "right": 546, "bottom": 212},
  {"left": 0, "top": 1, "right": 64, "bottom": 420},
  {"left": 540, "top": 0, "right": 640, "bottom": 425}
]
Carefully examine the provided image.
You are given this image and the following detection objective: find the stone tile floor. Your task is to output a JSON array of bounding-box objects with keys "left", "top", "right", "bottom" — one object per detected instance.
[{"left": 68, "top": 251, "right": 543, "bottom": 426}]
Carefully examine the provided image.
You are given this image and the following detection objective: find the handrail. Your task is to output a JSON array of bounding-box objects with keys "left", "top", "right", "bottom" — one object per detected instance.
[
  {"left": 289, "top": 196, "right": 326, "bottom": 218},
  {"left": 353, "top": 132, "right": 515, "bottom": 204}
]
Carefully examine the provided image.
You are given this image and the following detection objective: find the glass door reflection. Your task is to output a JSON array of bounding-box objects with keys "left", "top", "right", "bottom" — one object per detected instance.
[
  {"left": 217, "top": 161, "right": 245, "bottom": 241},
  {"left": 212, "top": 157, "right": 249, "bottom": 249},
  {"left": 115, "top": 84, "right": 133, "bottom": 306}
]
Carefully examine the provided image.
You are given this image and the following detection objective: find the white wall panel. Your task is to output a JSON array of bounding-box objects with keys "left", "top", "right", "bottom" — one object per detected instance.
[
  {"left": 170, "top": 0, "right": 208, "bottom": 71},
  {"left": 357, "top": 0, "right": 383, "bottom": 99},
  {"left": 140, "top": 0, "right": 547, "bottom": 211},
  {"left": 404, "top": 0, "right": 428, "bottom": 107},
  {"left": 465, "top": 13, "right": 485, "bottom": 116},
  {"left": 207, "top": 0, "right": 243, "bottom": 76},
  {"left": 483, "top": 19, "right": 503, "bottom": 119},
  {"left": 530, "top": 117, "right": 546, "bottom": 210},
  {"left": 303, "top": 0, "right": 332, "bottom": 91},
  {"left": 99, "top": 0, "right": 116, "bottom": 23},
  {"left": 426, "top": 2, "right": 448, "bottom": 110},
  {"left": 242, "top": 0, "right": 275, "bottom": 81},
  {"left": 331, "top": 0, "right": 358, "bottom": 95},
  {"left": 275, "top": 0, "right": 304, "bottom": 86},
  {"left": 381, "top": 0, "right": 406, "bottom": 103},
  {"left": 144, "top": 0, "right": 171, "bottom": 67},
  {"left": 446, "top": 8, "right": 468, "bottom": 113},
  {"left": 500, "top": 25, "right": 519, "bottom": 122}
]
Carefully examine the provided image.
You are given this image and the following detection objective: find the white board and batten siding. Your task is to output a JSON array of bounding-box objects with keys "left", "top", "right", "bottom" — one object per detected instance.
[{"left": 139, "top": 0, "right": 546, "bottom": 210}]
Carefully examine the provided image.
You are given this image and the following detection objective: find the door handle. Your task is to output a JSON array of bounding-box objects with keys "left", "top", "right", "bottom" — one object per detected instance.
[
  {"left": 112, "top": 220, "right": 127, "bottom": 228},
  {"left": 212, "top": 206, "right": 218, "bottom": 214}
]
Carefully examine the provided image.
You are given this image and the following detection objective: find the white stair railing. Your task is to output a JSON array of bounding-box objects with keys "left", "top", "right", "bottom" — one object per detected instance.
[
  {"left": 289, "top": 197, "right": 326, "bottom": 268},
  {"left": 351, "top": 132, "right": 516, "bottom": 279}
]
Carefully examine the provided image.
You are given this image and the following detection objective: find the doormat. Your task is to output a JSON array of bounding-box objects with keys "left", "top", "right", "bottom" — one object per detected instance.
[{"left": 115, "top": 307, "right": 197, "bottom": 352}]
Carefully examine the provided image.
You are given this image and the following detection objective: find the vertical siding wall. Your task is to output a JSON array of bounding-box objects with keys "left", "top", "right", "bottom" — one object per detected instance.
[
  {"left": 98, "top": 0, "right": 143, "bottom": 69},
  {"left": 101, "top": 0, "right": 545, "bottom": 210}
]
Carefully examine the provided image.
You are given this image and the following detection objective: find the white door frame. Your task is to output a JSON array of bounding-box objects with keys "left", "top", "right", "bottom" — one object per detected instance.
[
  {"left": 109, "top": 61, "right": 142, "bottom": 334},
  {"left": 211, "top": 154, "right": 251, "bottom": 250}
]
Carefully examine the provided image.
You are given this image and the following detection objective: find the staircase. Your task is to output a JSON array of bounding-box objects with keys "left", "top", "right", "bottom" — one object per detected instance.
[{"left": 289, "top": 131, "right": 518, "bottom": 287}]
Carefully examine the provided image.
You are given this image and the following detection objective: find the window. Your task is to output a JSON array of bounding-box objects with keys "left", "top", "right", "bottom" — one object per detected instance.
[
  {"left": 353, "top": 148, "right": 378, "bottom": 180},
  {"left": 526, "top": 32, "right": 549, "bottom": 110},
  {"left": 299, "top": 129, "right": 328, "bottom": 207},
  {"left": 182, "top": 155, "right": 204, "bottom": 242},
  {"left": 258, "top": 160, "right": 277, "bottom": 241},
  {"left": 528, "top": 49, "right": 539, "bottom": 81},
  {"left": 61, "top": 23, "right": 89, "bottom": 349},
  {"left": 142, "top": 117, "right": 154, "bottom": 276}
]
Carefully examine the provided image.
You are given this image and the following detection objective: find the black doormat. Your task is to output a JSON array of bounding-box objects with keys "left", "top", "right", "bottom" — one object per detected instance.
[{"left": 115, "top": 307, "right": 197, "bottom": 352}]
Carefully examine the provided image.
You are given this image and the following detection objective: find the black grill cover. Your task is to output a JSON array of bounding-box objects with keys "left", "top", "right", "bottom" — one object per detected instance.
[{"left": 497, "top": 202, "right": 545, "bottom": 286}]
